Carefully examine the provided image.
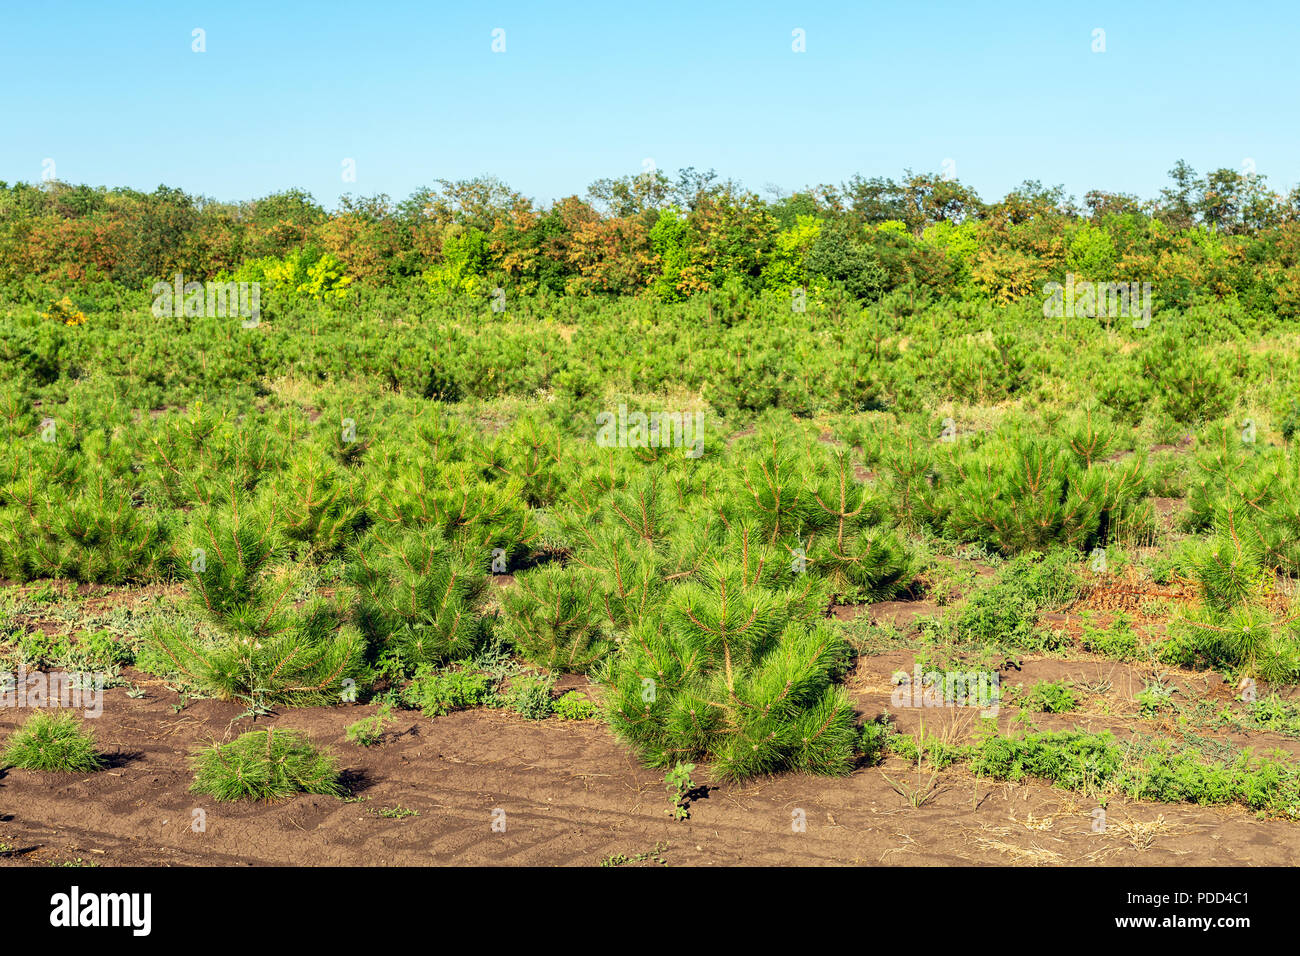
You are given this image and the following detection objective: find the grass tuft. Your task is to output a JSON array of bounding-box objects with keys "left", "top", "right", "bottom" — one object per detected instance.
[
  {"left": 190, "top": 727, "right": 342, "bottom": 802},
  {"left": 4, "top": 710, "right": 104, "bottom": 773}
]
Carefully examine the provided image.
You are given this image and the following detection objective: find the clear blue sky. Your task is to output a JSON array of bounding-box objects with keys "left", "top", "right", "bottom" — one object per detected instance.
[{"left": 3, "top": 0, "right": 1296, "bottom": 209}]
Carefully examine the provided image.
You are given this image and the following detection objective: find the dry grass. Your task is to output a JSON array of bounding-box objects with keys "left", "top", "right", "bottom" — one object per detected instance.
[
  {"left": 881, "top": 769, "right": 944, "bottom": 809},
  {"left": 1106, "top": 813, "right": 1178, "bottom": 852},
  {"left": 963, "top": 824, "right": 1066, "bottom": 866}
]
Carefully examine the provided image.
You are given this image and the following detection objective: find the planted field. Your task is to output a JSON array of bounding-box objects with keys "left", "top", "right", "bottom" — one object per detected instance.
[{"left": 2, "top": 263, "right": 1299, "bottom": 867}]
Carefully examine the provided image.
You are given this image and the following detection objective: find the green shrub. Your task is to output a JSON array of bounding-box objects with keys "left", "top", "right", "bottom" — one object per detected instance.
[
  {"left": 1120, "top": 737, "right": 1300, "bottom": 817},
  {"left": 952, "top": 550, "right": 1079, "bottom": 649},
  {"left": 3, "top": 710, "right": 103, "bottom": 773},
  {"left": 345, "top": 702, "right": 395, "bottom": 746},
  {"left": 937, "top": 434, "right": 1146, "bottom": 554},
  {"left": 405, "top": 666, "right": 497, "bottom": 717},
  {"left": 604, "top": 557, "right": 856, "bottom": 779},
  {"left": 1079, "top": 614, "right": 1139, "bottom": 660},
  {"left": 150, "top": 500, "right": 365, "bottom": 708},
  {"left": 555, "top": 689, "right": 596, "bottom": 721},
  {"left": 1153, "top": 347, "right": 1231, "bottom": 425},
  {"left": 507, "top": 671, "right": 556, "bottom": 720},
  {"left": 4, "top": 630, "right": 70, "bottom": 668},
  {"left": 1164, "top": 532, "right": 1300, "bottom": 682},
  {"left": 1025, "top": 680, "right": 1076, "bottom": 713},
  {"left": 270, "top": 453, "right": 366, "bottom": 559},
  {"left": 190, "top": 728, "right": 341, "bottom": 801},
  {"left": 66, "top": 630, "right": 134, "bottom": 671},
  {"left": 969, "top": 730, "right": 1123, "bottom": 794},
  {"left": 805, "top": 449, "right": 915, "bottom": 601},
  {"left": 348, "top": 525, "right": 491, "bottom": 673},
  {"left": 948, "top": 727, "right": 1300, "bottom": 819},
  {"left": 1136, "top": 676, "right": 1179, "bottom": 717},
  {"left": 857, "top": 717, "right": 894, "bottom": 765},
  {"left": 1245, "top": 695, "right": 1300, "bottom": 737},
  {"left": 499, "top": 565, "right": 612, "bottom": 673}
]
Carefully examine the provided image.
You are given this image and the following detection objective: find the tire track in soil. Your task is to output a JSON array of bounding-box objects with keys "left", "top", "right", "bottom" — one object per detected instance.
[{"left": 2, "top": 681, "right": 1300, "bottom": 865}]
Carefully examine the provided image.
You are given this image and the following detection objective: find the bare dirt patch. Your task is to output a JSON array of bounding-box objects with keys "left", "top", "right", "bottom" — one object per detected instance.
[
  {"left": 832, "top": 599, "right": 943, "bottom": 627},
  {"left": 2, "top": 676, "right": 1296, "bottom": 866}
]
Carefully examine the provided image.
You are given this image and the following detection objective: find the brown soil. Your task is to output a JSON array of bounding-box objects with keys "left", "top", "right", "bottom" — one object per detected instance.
[
  {"left": 2, "top": 562, "right": 1295, "bottom": 867},
  {"left": 831, "top": 598, "right": 943, "bottom": 627},
  {"left": 1150, "top": 435, "right": 1195, "bottom": 455},
  {"left": 1147, "top": 496, "right": 1187, "bottom": 535},
  {"left": 829, "top": 554, "right": 995, "bottom": 625},
  {"left": 930, "top": 555, "right": 998, "bottom": 578},
  {"left": 1, "top": 670, "right": 1298, "bottom": 867}
]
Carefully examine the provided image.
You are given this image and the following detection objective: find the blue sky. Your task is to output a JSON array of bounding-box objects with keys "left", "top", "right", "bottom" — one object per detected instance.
[{"left": 2, "top": 0, "right": 1295, "bottom": 209}]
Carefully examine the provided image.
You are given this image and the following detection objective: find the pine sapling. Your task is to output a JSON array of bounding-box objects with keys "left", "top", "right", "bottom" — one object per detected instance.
[
  {"left": 150, "top": 491, "right": 365, "bottom": 707},
  {"left": 499, "top": 565, "right": 612, "bottom": 673},
  {"left": 346, "top": 702, "right": 395, "bottom": 746},
  {"left": 348, "top": 524, "right": 491, "bottom": 672},
  {"left": 190, "top": 727, "right": 342, "bottom": 801},
  {"left": 3, "top": 710, "right": 104, "bottom": 773}
]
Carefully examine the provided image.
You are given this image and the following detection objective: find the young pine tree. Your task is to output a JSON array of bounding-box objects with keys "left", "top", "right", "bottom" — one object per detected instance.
[
  {"left": 499, "top": 564, "right": 613, "bottom": 673},
  {"left": 604, "top": 556, "right": 856, "bottom": 780},
  {"left": 150, "top": 493, "right": 365, "bottom": 708},
  {"left": 348, "top": 524, "right": 491, "bottom": 674},
  {"left": 1169, "top": 526, "right": 1300, "bottom": 683},
  {"left": 805, "top": 449, "right": 914, "bottom": 601}
]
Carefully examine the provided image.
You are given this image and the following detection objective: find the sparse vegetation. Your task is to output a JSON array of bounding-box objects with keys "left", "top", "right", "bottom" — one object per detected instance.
[
  {"left": 555, "top": 690, "right": 597, "bottom": 721},
  {"left": 664, "top": 762, "right": 697, "bottom": 821},
  {"left": 346, "top": 702, "right": 396, "bottom": 746},
  {"left": 1026, "top": 680, "right": 1078, "bottom": 714}
]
